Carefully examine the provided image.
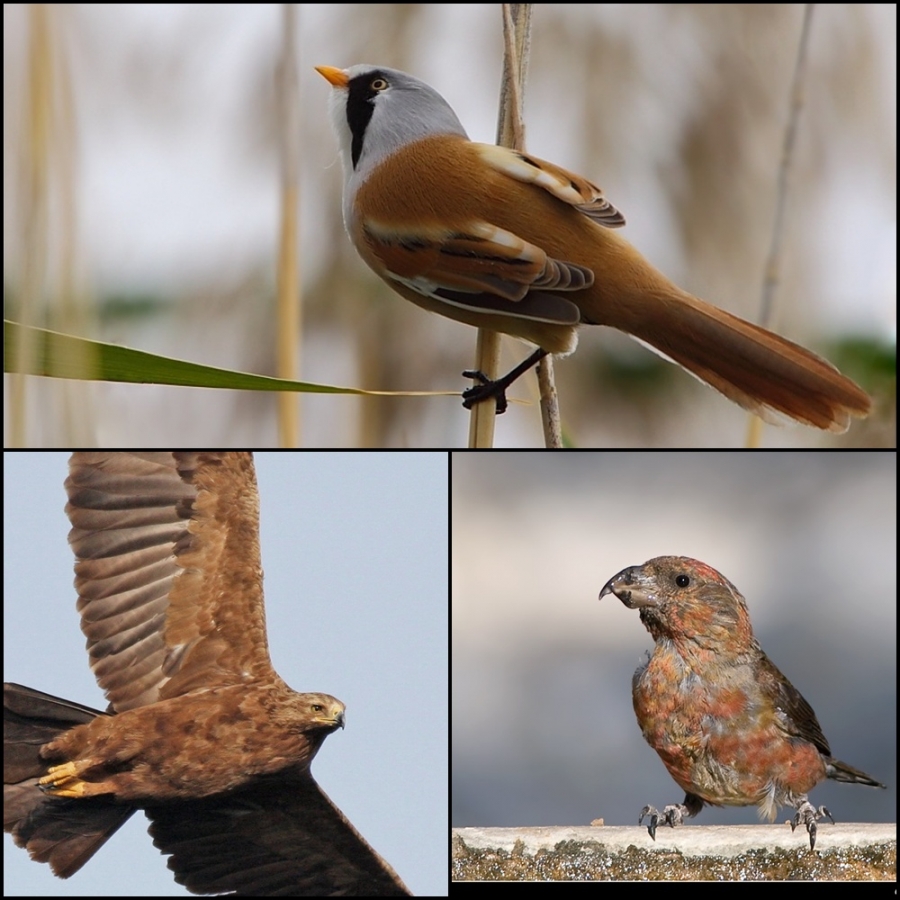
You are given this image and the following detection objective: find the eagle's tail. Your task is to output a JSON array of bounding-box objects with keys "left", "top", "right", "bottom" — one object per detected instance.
[{"left": 3, "top": 682, "right": 135, "bottom": 879}]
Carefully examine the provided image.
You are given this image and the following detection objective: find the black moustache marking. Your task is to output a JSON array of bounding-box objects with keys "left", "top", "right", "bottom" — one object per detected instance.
[{"left": 346, "top": 70, "right": 389, "bottom": 170}]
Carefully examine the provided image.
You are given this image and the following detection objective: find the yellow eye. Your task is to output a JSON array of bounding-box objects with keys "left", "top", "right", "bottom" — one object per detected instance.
[{"left": 371, "top": 77, "right": 389, "bottom": 92}]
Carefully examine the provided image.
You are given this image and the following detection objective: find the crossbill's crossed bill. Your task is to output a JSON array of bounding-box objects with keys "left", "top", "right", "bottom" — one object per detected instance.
[{"left": 599, "top": 556, "right": 885, "bottom": 850}]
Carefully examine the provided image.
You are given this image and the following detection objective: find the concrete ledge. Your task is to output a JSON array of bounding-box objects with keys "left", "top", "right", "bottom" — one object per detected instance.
[{"left": 452, "top": 824, "right": 896, "bottom": 880}]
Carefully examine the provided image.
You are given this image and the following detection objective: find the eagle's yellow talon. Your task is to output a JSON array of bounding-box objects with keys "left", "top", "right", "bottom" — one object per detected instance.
[{"left": 39, "top": 762, "right": 87, "bottom": 796}]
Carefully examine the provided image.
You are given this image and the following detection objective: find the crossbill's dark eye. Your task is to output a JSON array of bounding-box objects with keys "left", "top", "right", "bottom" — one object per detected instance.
[{"left": 675, "top": 574, "right": 690, "bottom": 588}]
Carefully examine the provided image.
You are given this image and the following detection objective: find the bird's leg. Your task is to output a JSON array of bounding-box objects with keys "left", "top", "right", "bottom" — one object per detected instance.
[
  {"left": 789, "top": 796, "right": 834, "bottom": 851},
  {"left": 638, "top": 792, "right": 704, "bottom": 840},
  {"left": 638, "top": 804, "right": 689, "bottom": 840},
  {"left": 462, "top": 348, "right": 548, "bottom": 414},
  {"left": 38, "top": 761, "right": 80, "bottom": 788},
  {"left": 38, "top": 759, "right": 116, "bottom": 798},
  {"left": 38, "top": 761, "right": 91, "bottom": 797}
]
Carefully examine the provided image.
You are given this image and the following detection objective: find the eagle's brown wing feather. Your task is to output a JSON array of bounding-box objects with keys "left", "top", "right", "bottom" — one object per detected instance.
[
  {"left": 148, "top": 773, "right": 410, "bottom": 896},
  {"left": 66, "top": 452, "right": 275, "bottom": 711}
]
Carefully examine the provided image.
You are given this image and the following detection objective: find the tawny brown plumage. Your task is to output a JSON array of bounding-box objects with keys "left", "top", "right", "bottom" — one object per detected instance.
[
  {"left": 320, "top": 65, "right": 872, "bottom": 434},
  {"left": 3, "top": 452, "right": 410, "bottom": 896},
  {"left": 356, "top": 136, "right": 871, "bottom": 433}
]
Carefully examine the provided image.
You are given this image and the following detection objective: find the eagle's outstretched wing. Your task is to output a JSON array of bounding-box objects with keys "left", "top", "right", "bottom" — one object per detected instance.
[{"left": 65, "top": 452, "right": 275, "bottom": 711}]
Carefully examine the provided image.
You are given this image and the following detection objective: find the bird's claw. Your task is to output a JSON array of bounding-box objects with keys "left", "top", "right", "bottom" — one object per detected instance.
[
  {"left": 461, "top": 370, "right": 509, "bottom": 415},
  {"left": 639, "top": 803, "right": 689, "bottom": 840},
  {"left": 790, "top": 799, "right": 834, "bottom": 851}
]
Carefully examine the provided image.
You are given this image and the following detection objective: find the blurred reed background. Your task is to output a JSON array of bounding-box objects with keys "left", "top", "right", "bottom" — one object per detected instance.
[{"left": 3, "top": 4, "right": 895, "bottom": 446}]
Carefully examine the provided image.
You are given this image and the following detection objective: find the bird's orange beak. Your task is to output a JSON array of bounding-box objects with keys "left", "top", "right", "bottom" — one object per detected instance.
[{"left": 315, "top": 66, "right": 349, "bottom": 88}]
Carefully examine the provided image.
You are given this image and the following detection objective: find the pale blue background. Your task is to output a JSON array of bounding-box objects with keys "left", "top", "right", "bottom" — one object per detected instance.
[{"left": 5, "top": 452, "right": 448, "bottom": 896}]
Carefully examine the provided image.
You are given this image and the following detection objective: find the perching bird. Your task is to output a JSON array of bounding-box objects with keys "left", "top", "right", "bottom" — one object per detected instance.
[
  {"left": 599, "top": 556, "right": 885, "bottom": 849},
  {"left": 318, "top": 64, "right": 871, "bottom": 432}
]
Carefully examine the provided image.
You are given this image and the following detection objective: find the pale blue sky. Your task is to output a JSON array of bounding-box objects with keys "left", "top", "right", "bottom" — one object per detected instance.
[{"left": 4, "top": 452, "right": 448, "bottom": 896}]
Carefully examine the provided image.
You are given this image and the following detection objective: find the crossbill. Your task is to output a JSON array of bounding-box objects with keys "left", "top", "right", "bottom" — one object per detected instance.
[{"left": 599, "top": 556, "right": 884, "bottom": 850}]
